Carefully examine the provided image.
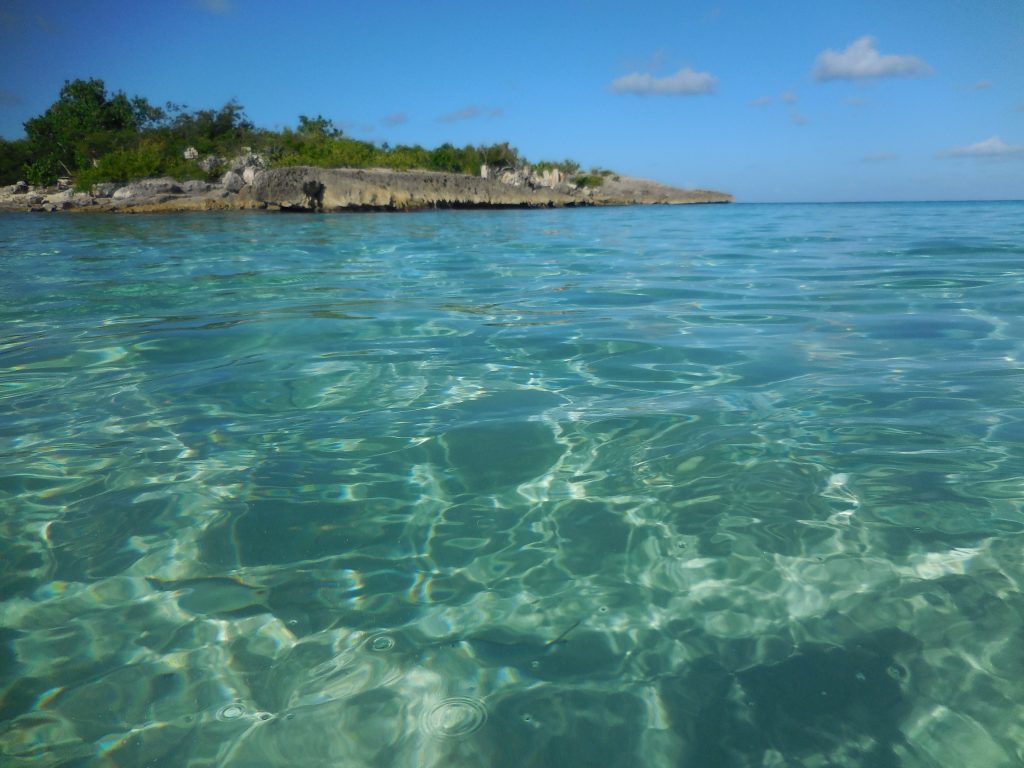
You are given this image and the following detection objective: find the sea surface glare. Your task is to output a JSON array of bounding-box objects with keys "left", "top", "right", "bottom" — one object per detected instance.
[{"left": 1, "top": 202, "right": 1023, "bottom": 767}]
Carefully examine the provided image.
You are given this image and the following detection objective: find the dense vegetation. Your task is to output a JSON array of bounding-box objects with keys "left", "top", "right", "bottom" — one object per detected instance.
[{"left": 0, "top": 79, "right": 589, "bottom": 190}]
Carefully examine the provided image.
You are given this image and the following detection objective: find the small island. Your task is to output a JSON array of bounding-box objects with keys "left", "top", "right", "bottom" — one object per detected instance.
[{"left": 0, "top": 79, "right": 732, "bottom": 213}]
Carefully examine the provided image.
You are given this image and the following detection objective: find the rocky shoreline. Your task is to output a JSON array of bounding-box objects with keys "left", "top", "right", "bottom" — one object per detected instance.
[{"left": 0, "top": 166, "right": 733, "bottom": 214}]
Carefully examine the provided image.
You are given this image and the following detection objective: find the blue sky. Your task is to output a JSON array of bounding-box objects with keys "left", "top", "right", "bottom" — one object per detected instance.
[{"left": 1, "top": 0, "right": 1021, "bottom": 201}]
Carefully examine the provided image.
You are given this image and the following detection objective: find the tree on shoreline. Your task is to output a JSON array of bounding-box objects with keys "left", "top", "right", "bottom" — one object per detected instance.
[{"left": 22, "top": 78, "right": 163, "bottom": 185}]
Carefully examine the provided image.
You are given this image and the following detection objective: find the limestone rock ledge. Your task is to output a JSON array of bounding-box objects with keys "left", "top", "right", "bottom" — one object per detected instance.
[
  {"left": 0, "top": 168, "right": 732, "bottom": 213},
  {"left": 252, "top": 167, "right": 568, "bottom": 211},
  {"left": 0, "top": 176, "right": 265, "bottom": 213},
  {"left": 251, "top": 167, "right": 733, "bottom": 211}
]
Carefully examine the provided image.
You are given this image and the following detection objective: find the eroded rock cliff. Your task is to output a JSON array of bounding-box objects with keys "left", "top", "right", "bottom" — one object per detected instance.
[
  {"left": 0, "top": 166, "right": 732, "bottom": 213},
  {"left": 251, "top": 166, "right": 733, "bottom": 211}
]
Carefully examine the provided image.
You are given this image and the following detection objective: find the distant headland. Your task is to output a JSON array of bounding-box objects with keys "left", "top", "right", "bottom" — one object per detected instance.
[{"left": 0, "top": 78, "right": 732, "bottom": 212}]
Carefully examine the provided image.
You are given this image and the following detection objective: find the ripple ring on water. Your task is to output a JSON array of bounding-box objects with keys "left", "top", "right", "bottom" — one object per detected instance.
[
  {"left": 367, "top": 633, "right": 396, "bottom": 652},
  {"left": 216, "top": 703, "right": 246, "bottom": 721},
  {"left": 422, "top": 697, "right": 488, "bottom": 739}
]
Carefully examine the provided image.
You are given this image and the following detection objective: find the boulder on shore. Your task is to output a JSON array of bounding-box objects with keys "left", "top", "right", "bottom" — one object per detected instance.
[
  {"left": 220, "top": 171, "right": 244, "bottom": 193},
  {"left": 91, "top": 182, "right": 118, "bottom": 198}
]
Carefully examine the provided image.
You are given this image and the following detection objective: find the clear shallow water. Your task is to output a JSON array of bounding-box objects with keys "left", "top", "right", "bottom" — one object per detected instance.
[{"left": 1, "top": 202, "right": 1023, "bottom": 767}]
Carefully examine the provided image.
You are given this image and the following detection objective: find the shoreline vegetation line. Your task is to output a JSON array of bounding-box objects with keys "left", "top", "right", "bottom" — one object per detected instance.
[{"left": 0, "top": 78, "right": 732, "bottom": 214}]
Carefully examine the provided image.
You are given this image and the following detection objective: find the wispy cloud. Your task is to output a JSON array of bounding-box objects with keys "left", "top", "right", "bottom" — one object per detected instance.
[
  {"left": 845, "top": 96, "right": 868, "bottom": 107},
  {"left": 749, "top": 96, "right": 771, "bottom": 107},
  {"left": 863, "top": 152, "right": 897, "bottom": 163},
  {"left": 610, "top": 67, "right": 717, "bottom": 96},
  {"left": 382, "top": 112, "right": 408, "bottom": 126},
  {"left": 781, "top": 90, "right": 798, "bottom": 104},
  {"left": 437, "top": 105, "right": 503, "bottom": 123},
  {"left": 196, "top": 0, "right": 232, "bottom": 15},
  {"left": 438, "top": 106, "right": 482, "bottom": 123},
  {"left": 968, "top": 80, "right": 993, "bottom": 90},
  {"left": 0, "top": 89, "right": 22, "bottom": 106},
  {"left": 790, "top": 111, "right": 809, "bottom": 126},
  {"left": 813, "top": 36, "right": 932, "bottom": 81},
  {"left": 940, "top": 136, "right": 1024, "bottom": 158}
]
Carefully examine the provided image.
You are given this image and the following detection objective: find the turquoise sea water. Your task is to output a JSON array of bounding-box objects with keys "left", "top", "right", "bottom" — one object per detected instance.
[{"left": 1, "top": 202, "right": 1023, "bottom": 767}]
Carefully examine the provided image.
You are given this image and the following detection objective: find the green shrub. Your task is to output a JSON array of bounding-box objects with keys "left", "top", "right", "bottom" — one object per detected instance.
[
  {"left": 379, "top": 144, "right": 432, "bottom": 171},
  {"left": 574, "top": 174, "right": 605, "bottom": 188},
  {"left": 25, "top": 156, "right": 62, "bottom": 187},
  {"left": 0, "top": 138, "right": 32, "bottom": 185},
  {"left": 479, "top": 142, "right": 520, "bottom": 170},
  {"left": 533, "top": 159, "right": 580, "bottom": 175},
  {"left": 73, "top": 138, "right": 203, "bottom": 190},
  {"left": 271, "top": 134, "right": 385, "bottom": 169}
]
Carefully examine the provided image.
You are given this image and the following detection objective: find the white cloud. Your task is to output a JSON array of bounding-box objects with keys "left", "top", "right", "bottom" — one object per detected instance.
[
  {"left": 941, "top": 136, "right": 1024, "bottom": 158},
  {"left": 781, "top": 90, "right": 798, "bottom": 104},
  {"left": 970, "top": 80, "right": 993, "bottom": 90},
  {"left": 382, "top": 112, "right": 408, "bottom": 126},
  {"left": 610, "top": 67, "right": 717, "bottom": 96},
  {"left": 863, "top": 152, "right": 897, "bottom": 163},
  {"left": 749, "top": 96, "right": 771, "bottom": 107},
  {"left": 813, "top": 36, "right": 932, "bottom": 81},
  {"left": 790, "top": 111, "right": 809, "bottom": 126}
]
